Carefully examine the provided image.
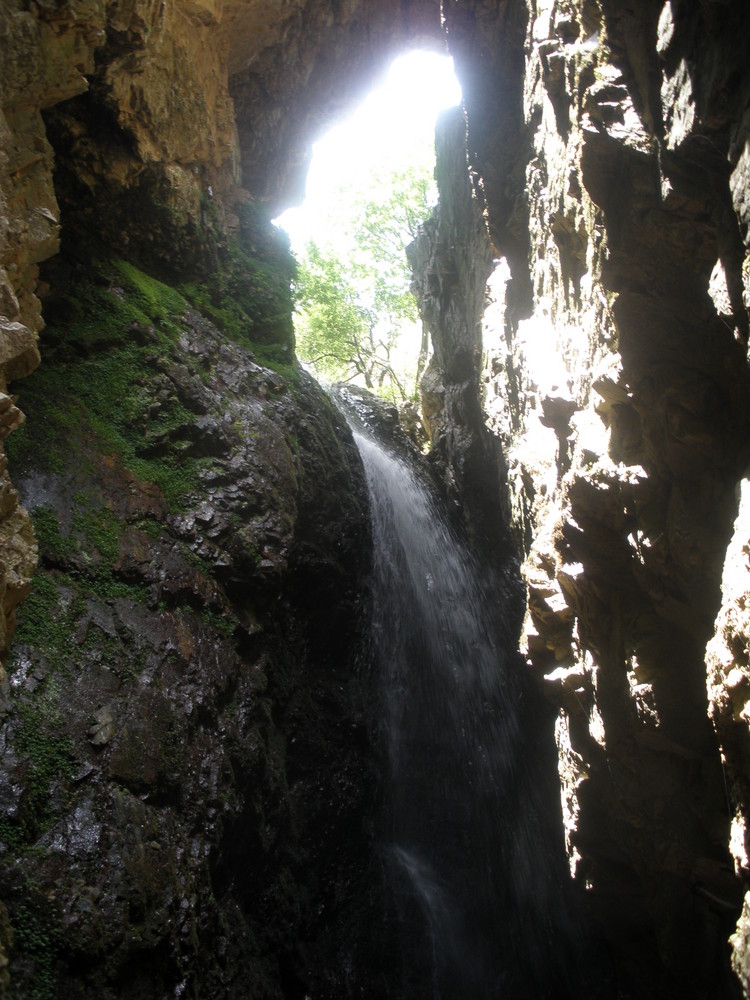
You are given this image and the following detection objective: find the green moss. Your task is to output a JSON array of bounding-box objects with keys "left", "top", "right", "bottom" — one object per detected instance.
[
  {"left": 286, "top": 432, "right": 300, "bottom": 455},
  {"left": 25, "top": 503, "right": 151, "bottom": 610},
  {"left": 7, "top": 895, "right": 58, "bottom": 1000},
  {"left": 0, "top": 674, "right": 74, "bottom": 855},
  {"left": 31, "top": 507, "right": 75, "bottom": 563},
  {"left": 16, "top": 696, "right": 73, "bottom": 823},
  {"left": 45, "top": 259, "right": 185, "bottom": 356},
  {"left": 11, "top": 559, "right": 148, "bottom": 680},
  {"left": 11, "top": 572, "right": 71, "bottom": 660},
  {"left": 135, "top": 517, "right": 164, "bottom": 541},
  {"left": 178, "top": 246, "right": 294, "bottom": 350},
  {"left": 5, "top": 422, "right": 63, "bottom": 475},
  {"left": 8, "top": 262, "right": 207, "bottom": 509},
  {"left": 70, "top": 504, "right": 121, "bottom": 567},
  {"left": 250, "top": 343, "right": 299, "bottom": 383},
  {"left": 200, "top": 605, "right": 236, "bottom": 638},
  {"left": 38, "top": 495, "right": 121, "bottom": 570},
  {"left": 114, "top": 258, "right": 187, "bottom": 322},
  {"left": 85, "top": 576, "right": 149, "bottom": 604},
  {"left": 178, "top": 198, "right": 296, "bottom": 351},
  {"left": 9, "top": 254, "right": 302, "bottom": 512}
]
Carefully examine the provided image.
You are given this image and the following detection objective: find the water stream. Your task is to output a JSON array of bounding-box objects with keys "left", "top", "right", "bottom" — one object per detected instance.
[{"left": 348, "top": 412, "right": 597, "bottom": 999}]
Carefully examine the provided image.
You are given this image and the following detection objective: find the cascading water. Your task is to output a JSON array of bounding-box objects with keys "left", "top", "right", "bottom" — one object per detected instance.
[{"left": 342, "top": 394, "right": 605, "bottom": 1000}]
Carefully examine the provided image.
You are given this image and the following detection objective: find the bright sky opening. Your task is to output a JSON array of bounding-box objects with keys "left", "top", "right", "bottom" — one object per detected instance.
[{"left": 274, "top": 51, "right": 462, "bottom": 254}]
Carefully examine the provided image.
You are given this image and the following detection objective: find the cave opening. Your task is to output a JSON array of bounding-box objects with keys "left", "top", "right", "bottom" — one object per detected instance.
[{"left": 274, "top": 50, "right": 461, "bottom": 402}]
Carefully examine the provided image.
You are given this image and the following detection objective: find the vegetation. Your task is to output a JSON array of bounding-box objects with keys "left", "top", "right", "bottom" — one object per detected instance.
[
  {"left": 6, "top": 895, "right": 58, "bottom": 1000},
  {"left": 0, "top": 210, "right": 301, "bottom": 994},
  {"left": 8, "top": 693, "right": 75, "bottom": 845},
  {"left": 293, "top": 165, "right": 433, "bottom": 401},
  {"left": 8, "top": 259, "right": 226, "bottom": 510},
  {"left": 179, "top": 198, "right": 296, "bottom": 352}
]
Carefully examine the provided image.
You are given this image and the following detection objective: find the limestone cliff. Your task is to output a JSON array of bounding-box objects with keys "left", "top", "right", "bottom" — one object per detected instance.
[
  {"left": 411, "top": 1, "right": 750, "bottom": 996},
  {"left": 2, "top": 0, "right": 750, "bottom": 998},
  {"left": 425, "top": 1, "right": 750, "bottom": 996},
  {"left": 0, "top": 252, "right": 383, "bottom": 997}
]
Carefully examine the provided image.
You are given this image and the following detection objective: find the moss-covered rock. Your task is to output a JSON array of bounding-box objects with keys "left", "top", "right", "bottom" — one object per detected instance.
[{"left": 0, "top": 257, "right": 377, "bottom": 998}]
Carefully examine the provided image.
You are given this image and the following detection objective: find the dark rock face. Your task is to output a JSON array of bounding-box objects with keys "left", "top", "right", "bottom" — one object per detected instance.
[
  {"left": 3, "top": 0, "right": 750, "bottom": 998},
  {"left": 432, "top": 2, "right": 750, "bottom": 997},
  {"left": 0, "top": 258, "right": 378, "bottom": 998},
  {"left": 440, "top": 0, "right": 534, "bottom": 325},
  {"left": 408, "top": 107, "right": 519, "bottom": 574}
]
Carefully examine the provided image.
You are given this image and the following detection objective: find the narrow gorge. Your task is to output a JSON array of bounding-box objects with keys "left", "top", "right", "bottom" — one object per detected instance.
[{"left": 1, "top": 1, "right": 750, "bottom": 998}]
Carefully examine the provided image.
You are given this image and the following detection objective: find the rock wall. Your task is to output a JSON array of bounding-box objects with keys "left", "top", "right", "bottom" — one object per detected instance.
[
  {"left": 0, "top": 254, "right": 381, "bottom": 997},
  {"left": 406, "top": 1, "right": 750, "bottom": 996},
  {"left": 0, "top": 0, "right": 441, "bottom": 673},
  {"left": 0, "top": 3, "right": 446, "bottom": 993},
  {"left": 3, "top": 0, "right": 750, "bottom": 997},
  {"left": 407, "top": 105, "right": 518, "bottom": 573},
  {"left": 435, "top": 0, "right": 750, "bottom": 996}
]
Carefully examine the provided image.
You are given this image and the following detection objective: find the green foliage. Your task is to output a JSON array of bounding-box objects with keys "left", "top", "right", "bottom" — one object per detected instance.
[
  {"left": 295, "top": 244, "right": 371, "bottom": 384},
  {"left": 70, "top": 504, "right": 121, "bottom": 567},
  {"left": 12, "top": 692, "right": 74, "bottom": 841},
  {"left": 353, "top": 165, "right": 433, "bottom": 317},
  {"left": 293, "top": 164, "right": 433, "bottom": 401},
  {"left": 179, "top": 198, "right": 296, "bottom": 351},
  {"left": 8, "top": 260, "right": 208, "bottom": 509},
  {"left": 11, "top": 572, "right": 74, "bottom": 663},
  {"left": 31, "top": 507, "right": 75, "bottom": 563},
  {"left": 0, "top": 659, "right": 74, "bottom": 856},
  {"left": 6, "top": 895, "right": 58, "bottom": 1000}
]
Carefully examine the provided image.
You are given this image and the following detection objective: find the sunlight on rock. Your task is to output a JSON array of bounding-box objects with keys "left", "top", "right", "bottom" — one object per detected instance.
[
  {"left": 555, "top": 710, "right": 584, "bottom": 878},
  {"left": 731, "top": 813, "right": 750, "bottom": 876}
]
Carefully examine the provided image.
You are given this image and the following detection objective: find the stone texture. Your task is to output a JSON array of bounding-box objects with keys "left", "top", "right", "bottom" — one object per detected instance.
[
  {"left": 408, "top": 106, "right": 520, "bottom": 573},
  {"left": 708, "top": 482, "right": 750, "bottom": 997},
  {"left": 444, "top": 1, "right": 750, "bottom": 995},
  {"left": 2, "top": 0, "right": 750, "bottom": 996},
  {"left": 0, "top": 0, "right": 438, "bottom": 668},
  {"left": 0, "top": 259, "right": 379, "bottom": 997}
]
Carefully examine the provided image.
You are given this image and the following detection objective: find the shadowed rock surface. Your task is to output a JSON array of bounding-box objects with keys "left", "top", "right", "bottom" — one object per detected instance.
[
  {"left": 0, "top": 255, "right": 380, "bottom": 997},
  {"left": 1, "top": 0, "right": 750, "bottom": 997}
]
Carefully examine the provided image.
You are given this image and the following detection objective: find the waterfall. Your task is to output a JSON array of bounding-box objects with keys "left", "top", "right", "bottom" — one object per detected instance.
[{"left": 343, "top": 396, "right": 605, "bottom": 1000}]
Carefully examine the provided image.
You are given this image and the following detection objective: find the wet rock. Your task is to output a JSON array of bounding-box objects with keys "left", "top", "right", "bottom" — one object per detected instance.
[
  {"left": 2, "top": 0, "right": 750, "bottom": 996},
  {"left": 0, "top": 261, "right": 376, "bottom": 997},
  {"left": 87, "top": 705, "right": 115, "bottom": 747},
  {"left": 419, "top": 2, "right": 750, "bottom": 995}
]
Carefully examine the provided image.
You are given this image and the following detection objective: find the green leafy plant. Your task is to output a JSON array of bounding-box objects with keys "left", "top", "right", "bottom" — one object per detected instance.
[{"left": 294, "top": 164, "right": 433, "bottom": 401}]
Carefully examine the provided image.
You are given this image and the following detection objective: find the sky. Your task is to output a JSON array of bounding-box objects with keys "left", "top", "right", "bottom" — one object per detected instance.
[{"left": 274, "top": 51, "right": 462, "bottom": 254}]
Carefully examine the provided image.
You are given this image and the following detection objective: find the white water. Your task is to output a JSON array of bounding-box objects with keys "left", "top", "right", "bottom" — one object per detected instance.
[{"left": 352, "top": 426, "right": 596, "bottom": 999}]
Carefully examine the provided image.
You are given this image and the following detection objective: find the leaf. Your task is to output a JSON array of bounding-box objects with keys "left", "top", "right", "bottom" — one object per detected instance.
[{"left": 294, "top": 163, "right": 434, "bottom": 400}]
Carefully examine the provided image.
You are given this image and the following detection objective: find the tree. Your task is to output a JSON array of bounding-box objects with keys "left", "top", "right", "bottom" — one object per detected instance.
[{"left": 293, "top": 165, "right": 433, "bottom": 401}]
